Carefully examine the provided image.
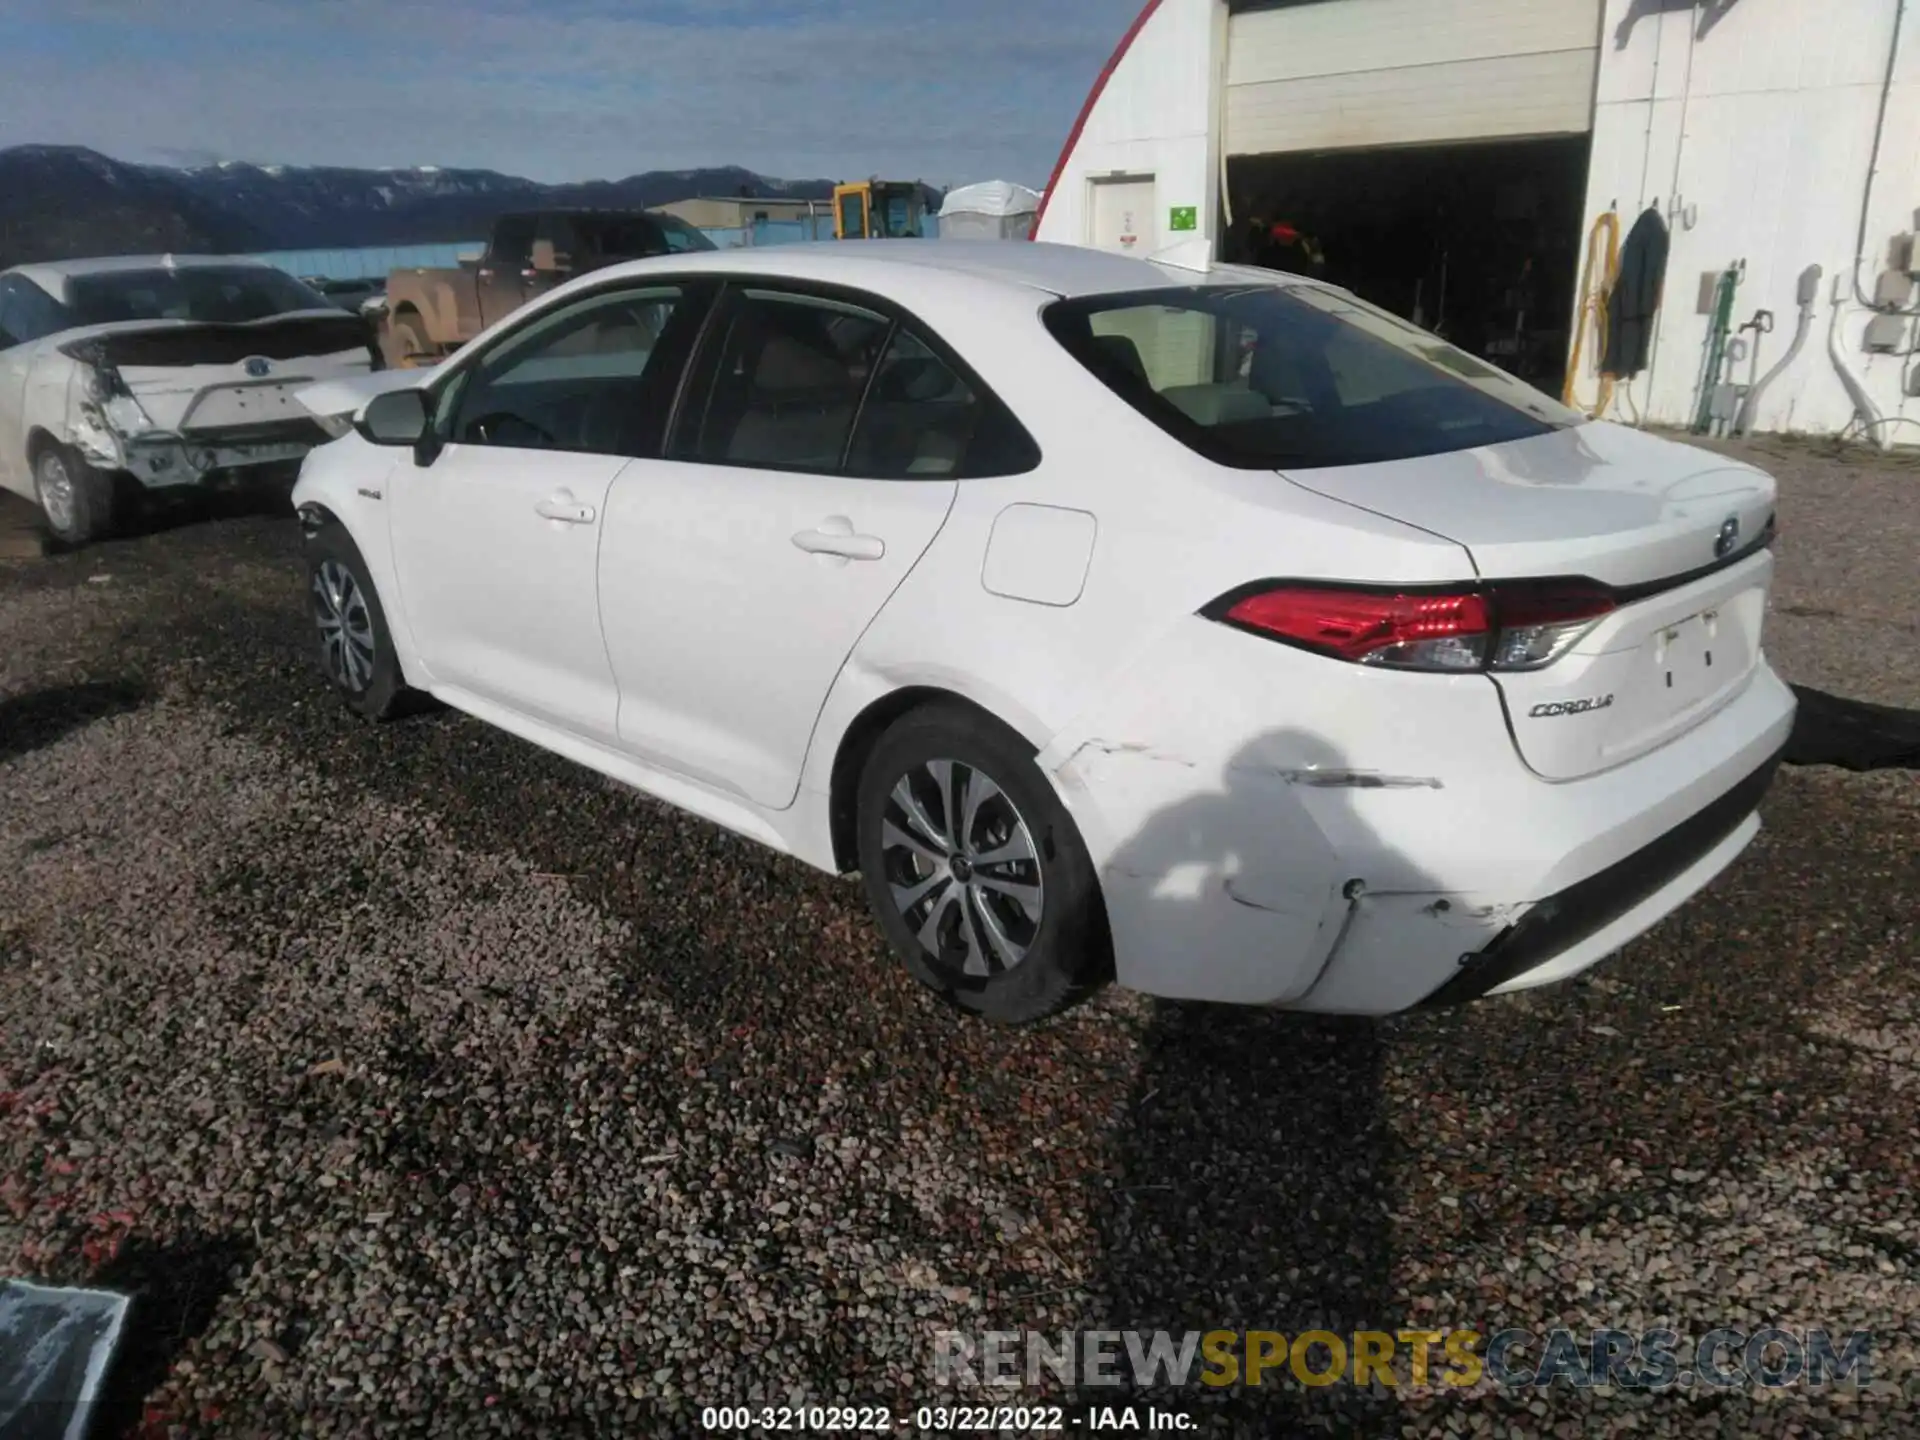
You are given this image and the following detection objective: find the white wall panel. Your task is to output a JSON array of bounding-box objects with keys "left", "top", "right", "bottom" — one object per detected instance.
[{"left": 1579, "top": 0, "right": 1920, "bottom": 436}]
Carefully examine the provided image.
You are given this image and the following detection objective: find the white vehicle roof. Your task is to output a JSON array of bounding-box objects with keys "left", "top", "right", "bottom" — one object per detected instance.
[
  {"left": 4, "top": 253, "right": 279, "bottom": 302},
  {"left": 584, "top": 240, "right": 1298, "bottom": 301}
]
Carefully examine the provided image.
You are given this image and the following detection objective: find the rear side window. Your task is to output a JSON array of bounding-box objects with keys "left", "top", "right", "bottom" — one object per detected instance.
[
  {"left": 1043, "top": 284, "right": 1583, "bottom": 470},
  {"left": 845, "top": 331, "right": 982, "bottom": 478},
  {"left": 685, "top": 290, "right": 894, "bottom": 471},
  {"left": 674, "top": 285, "right": 1039, "bottom": 479}
]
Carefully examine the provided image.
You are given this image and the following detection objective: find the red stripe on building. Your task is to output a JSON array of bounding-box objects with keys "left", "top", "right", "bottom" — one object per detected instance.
[{"left": 1028, "top": 0, "right": 1168, "bottom": 239}]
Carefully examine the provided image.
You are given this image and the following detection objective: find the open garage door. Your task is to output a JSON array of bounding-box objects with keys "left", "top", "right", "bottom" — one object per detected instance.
[{"left": 1225, "top": 0, "right": 1605, "bottom": 155}]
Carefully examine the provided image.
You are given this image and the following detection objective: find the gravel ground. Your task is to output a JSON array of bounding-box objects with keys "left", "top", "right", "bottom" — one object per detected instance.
[{"left": 1, "top": 443, "right": 1917, "bottom": 1439}]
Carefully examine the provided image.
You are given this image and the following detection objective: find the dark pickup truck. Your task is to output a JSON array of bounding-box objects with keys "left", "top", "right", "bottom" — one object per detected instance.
[{"left": 383, "top": 208, "right": 716, "bottom": 363}]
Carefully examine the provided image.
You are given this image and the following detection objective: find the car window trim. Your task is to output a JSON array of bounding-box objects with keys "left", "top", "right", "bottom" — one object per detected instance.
[
  {"left": 663, "top": 275, "right": 1040, "bottom": 481},
  {"left": 427, "top": 274, "right": 720, "bottom": 460}
]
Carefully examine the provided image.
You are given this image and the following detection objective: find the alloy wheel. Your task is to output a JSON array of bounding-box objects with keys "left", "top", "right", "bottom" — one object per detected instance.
[
  {"left": 36, "top": 453, "right": 76, "bottom": 536},
  {"left": 312, "top": 559, "right": 376, "bottom": 693},
  {"left": 879, "top": 758, "right": 1045, "bottom": 978}
]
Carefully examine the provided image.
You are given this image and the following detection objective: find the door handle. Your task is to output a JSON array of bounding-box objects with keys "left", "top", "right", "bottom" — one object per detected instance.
[
  {"left": 791, "top": 516, "right": 885, "bottom": 562},
  {"left": 536, "top": 493, "right": 596, "bottom": 524}
]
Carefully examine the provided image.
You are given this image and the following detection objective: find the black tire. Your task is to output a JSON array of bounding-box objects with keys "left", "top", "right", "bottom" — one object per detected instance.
[
  {"left": 33, "top": 443, "right": 117, "bottom": 547},
  {"left": 305, "top": 524, "right": 411, "bottom": 721},
  {"left": 855, "top": 703, "right": 1112, "bottom": 1024}
]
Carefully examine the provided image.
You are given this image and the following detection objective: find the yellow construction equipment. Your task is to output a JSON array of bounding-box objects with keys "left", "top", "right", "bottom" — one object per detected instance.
[{"left": 832, "top": 181, "right": 928, "bottom": 239}]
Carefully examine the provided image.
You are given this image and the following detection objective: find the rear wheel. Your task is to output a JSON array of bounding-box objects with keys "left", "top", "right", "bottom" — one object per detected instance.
[
  {"left": 305, "top": 524, "right": 411, "bottom": 721},
  {"left": 855, "top": 704, "right": 1111, "bottom": 1024},
  {"left": 388, "top": 313, "right": 435, "bottom": 368},
  {"left": 33, "top": 445, "right": 117, "bottom": 547}
]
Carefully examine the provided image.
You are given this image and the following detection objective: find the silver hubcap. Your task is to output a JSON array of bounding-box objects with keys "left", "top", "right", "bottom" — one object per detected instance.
[
  {"left": 881, "top": 759, "right": 1044, "bottom": 977},
  {"left": 312, "top": 560, "right": 376, "bottom": 693},
  {"left": 36, "top": 454, "right": 76, "bottom": 535}
]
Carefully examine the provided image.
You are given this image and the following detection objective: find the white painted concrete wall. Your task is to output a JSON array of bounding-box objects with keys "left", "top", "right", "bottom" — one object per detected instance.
[
  {"left": 1035, "top": 0, "right": 1227, "bottom": 258},
  {"left": 1578, "top": 0, "right": 1920, "bottom": 438}
]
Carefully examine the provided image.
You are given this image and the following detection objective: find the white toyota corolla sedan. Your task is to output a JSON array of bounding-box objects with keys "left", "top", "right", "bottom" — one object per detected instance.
[{"left": 289, "top": 241, "right": 1795, "bottom": 1024}]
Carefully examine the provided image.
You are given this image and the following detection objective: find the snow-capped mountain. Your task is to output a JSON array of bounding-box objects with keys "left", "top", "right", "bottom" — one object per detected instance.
[{"left": 0, "top": 145, "right": 873, "bottom": 268}]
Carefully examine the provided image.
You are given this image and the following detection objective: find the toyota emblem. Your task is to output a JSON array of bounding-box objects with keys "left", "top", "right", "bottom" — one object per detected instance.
[
  {"left": 1714, "top": 515, "right": 1740, "bottom": 559},
  {"left": 243, "top": 356, "right": 271, "bottom": 378}
]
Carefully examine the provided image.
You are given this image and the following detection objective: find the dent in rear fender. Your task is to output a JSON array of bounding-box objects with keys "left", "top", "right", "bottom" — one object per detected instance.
[
  {"left": 1035, "top": 617, "right": 1510, "bottom": 1004},
  {"left": 1053, "top": 732, "right": 1353, "bottom": 1004}
]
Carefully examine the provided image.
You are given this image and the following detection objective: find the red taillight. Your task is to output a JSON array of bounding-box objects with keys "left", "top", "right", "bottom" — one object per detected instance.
[
  {"left": 1216, "top": 581, "right": 1616, "bottom": 673},
  {"left": 1224, "top": 587, "right": 1493, "bottom": 671}
]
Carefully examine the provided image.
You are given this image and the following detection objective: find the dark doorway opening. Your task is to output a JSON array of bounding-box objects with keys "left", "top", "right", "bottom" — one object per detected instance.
[{"left": 1224, "top": 134, "right": 1592, "bottom": 392}]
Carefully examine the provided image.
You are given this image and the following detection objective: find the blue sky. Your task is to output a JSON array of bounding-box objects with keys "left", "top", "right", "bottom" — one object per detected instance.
[{"left": 0, "top": 0, "right": 1141, "bottom": 186}]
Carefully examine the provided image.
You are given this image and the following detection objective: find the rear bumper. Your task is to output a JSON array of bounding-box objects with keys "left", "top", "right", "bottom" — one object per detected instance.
[
  {"left": 1039, "top": 615, "right": 1798, "bottom": 1012},
  {"left": 121, "top": 421, "right": 330, "bottom": 489},
  {"left": 1420, "top": 741, "right": 1785, "bottom": 1005}
]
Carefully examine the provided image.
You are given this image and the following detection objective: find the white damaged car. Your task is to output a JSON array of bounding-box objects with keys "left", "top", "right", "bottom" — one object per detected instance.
[{"left": 0, "top": 255, "right": 381, "bottom": 545}]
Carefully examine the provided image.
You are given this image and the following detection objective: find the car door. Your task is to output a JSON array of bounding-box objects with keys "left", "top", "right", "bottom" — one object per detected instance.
[
  {"left": 598, "top": 282, "right": 1028, "bottom": 810},
  {"left": 388, "top": 279, "right": 713, "bottom": 743}
]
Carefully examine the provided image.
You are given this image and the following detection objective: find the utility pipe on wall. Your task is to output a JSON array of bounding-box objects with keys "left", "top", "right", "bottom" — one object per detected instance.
[
  {"left": 1736, "top": 264, "right": 1822, "bottom": 435},
  {"left": 1828, "top": 274, "right": 1893, "bottom": 450},
  {"left": 1850, "top": 0, "right": 1917, "bottom": 317}
]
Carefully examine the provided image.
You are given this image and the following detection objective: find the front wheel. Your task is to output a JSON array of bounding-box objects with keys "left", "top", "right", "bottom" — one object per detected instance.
[
  {"left": 855, "top": 704, "right": 1112, "bottom": 1024},
  {"left": 305, "top": 525, "right": 411, "bottom": 721}
]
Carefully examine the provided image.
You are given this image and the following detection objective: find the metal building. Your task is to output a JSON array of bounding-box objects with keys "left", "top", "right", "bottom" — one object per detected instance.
[{"left": 1034, "top": 0, "right": 1920, "bottom": 442}]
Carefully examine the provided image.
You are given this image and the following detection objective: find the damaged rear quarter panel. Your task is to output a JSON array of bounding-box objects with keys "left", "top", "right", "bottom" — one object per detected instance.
[{"left": 1037, "top": 616, "right": 1523, "bottom": 1006}]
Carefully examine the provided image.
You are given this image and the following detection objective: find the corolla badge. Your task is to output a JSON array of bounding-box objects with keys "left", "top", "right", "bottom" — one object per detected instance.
[
  {"left": 1530, "top": 695, "right": 1615, "bottom": 718},
  {"left": 243, "top": 356, "right": 272, "bottom": 378},
  {"left": 1714, "top": 514, "right": 1740, "bottom": 558}
]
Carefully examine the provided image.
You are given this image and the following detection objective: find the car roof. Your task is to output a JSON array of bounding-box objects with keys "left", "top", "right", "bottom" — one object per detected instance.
[
  {"left": 590, "top": 240, "right": 1308, "bottom": 300},
  {"left": 3, "top": 253, "right": 279, "bottom": 300}
]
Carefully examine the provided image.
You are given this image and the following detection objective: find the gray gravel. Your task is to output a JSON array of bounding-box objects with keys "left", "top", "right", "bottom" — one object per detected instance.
[{"left": 0, "top": 446, "right": 1917, "bottom": 1438}]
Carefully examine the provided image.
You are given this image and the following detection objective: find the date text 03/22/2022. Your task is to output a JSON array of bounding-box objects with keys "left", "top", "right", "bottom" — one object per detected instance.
[{"left": 699, "top": 1403, "right": 1195, "bottom": 1432}]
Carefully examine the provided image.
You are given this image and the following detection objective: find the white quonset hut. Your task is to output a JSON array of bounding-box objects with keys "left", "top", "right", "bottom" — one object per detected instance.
[{"left": 1034, "top": 0, "right": 1920, "bottom": 443}]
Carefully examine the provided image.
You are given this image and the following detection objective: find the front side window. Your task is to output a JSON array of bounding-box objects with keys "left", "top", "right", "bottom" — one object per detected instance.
[
  {"left": 61, "top": 267, "right": 330, "bottom": 326},
  {"left": 683, "top": 290, "right": 892, "bottom": 471},
  {"left": 444, "top": 284, "right": 688, "bottom": 456},
  {"left": 1043, "top": 283, "right": 1583, "bottom": 470}
]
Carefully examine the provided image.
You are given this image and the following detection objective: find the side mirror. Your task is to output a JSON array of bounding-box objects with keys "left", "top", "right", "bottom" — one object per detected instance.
[{"left": 357, "top": 387, "right": 431, "bottom": 446}]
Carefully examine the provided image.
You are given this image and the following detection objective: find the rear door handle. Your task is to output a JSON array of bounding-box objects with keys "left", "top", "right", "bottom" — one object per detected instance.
[
  {"left": 536, "top": 492, "right": 596, "bottom": 525},
  {"left": 792, "top": 516, "right": 884, "bottom": 562}
]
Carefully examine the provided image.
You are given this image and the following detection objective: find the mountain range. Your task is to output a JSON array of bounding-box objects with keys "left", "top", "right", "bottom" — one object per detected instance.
[{"left": 0, "top": 145, "right": 899, "bottom": 270}]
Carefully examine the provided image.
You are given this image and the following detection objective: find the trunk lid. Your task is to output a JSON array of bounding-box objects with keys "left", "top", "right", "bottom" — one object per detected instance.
[
  {"left": 61, "top": 313, "right": 376, "bottom": 436},
  {"left": 1282, "top": 421, "right": 1779, "bottom": 780}
]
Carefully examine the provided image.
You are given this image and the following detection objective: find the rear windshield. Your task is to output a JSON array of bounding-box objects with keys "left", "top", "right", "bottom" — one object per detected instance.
[
  {"left": 1042, "top": 283, "right": 1583, "bottom": 470},
  {"left": 63, "top": 267, "right": 332, "bottom": 327},
  {"left": 574, "top": 214, "right": 716, "bottom": 257}
]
